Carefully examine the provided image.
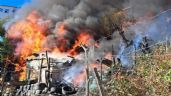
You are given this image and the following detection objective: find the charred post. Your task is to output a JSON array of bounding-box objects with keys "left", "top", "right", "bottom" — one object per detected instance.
[
  {"left": 38, "top": 58, "right": 43, "bottom": 83},
  {"left": 45, "top": 51, "right": 51, "bottom": 88}
]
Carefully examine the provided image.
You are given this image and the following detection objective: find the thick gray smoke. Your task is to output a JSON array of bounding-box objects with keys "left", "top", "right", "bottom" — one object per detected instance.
[
  {"left": 123, "top": 0, "right": 162, "bottom": 18},
  {"left": 6, "top": 0, "right": 171, "bottom": 61},
  {"left": 124, "top": 0, "right": 171, "bottom": 18},
  {"left": 5, "top": 0, "right": 130, "bottom": 61},
  {"left": 11, "top": 0, "right": 124, "bottom": 30},
  {"left": 118, "top": 0, "right": 171, "bottom": 66}
]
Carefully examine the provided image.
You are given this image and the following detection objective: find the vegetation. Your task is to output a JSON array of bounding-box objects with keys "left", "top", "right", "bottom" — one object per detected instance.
[
  {"left": 77, "top": 10, "right": 171, "bottom": 96},
  {"left": 95, "top": 45, "right": 171, "bottom": 96},
  {"left": 0, "top": 20, "right": 13, "bottom": 61}
]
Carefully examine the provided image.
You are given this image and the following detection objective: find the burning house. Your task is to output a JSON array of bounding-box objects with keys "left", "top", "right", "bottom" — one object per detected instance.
[
  {"left": 13, "top": 51, "right": 78, "bottom": 96},
  {"left": 1, "top": 0, "right": 171, "bottom": 96}
]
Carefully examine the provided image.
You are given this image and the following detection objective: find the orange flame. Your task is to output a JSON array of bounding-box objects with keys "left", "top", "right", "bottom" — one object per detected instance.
[
  {"left": 56, "top": 24, "right": 67, "bottom": 36},
  {"left": 69, "top": 32, "right": 92, "bottom": 55},
  {"left": 7, "top": 10, "right": 96, "bottom": 82},
  {"left": 8, "top": 11, "right": 50, "bottom": 81}
]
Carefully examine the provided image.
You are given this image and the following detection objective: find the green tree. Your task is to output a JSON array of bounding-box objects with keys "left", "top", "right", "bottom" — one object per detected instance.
[{"left": 0, "top": 20, "right": 13, "bottom": 61}]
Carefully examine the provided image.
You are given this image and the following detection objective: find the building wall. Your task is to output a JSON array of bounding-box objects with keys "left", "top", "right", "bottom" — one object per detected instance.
[{"left": 0, "top": 5, "right": 18, "bottom": 19}]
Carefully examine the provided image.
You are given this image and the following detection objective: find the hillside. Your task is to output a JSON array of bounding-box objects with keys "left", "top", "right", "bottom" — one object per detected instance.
[{"left": 90, "top": 43, "right": 171, "bottom": 96}]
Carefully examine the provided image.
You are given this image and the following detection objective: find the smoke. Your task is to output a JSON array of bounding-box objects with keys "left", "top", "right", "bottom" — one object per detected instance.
[
  {"left": 5, "top": 0, "right": 171, "bottom": 85},
  {"left": 63, "top": 61, "right": 85, "bottom": 86},
  {"left": 8, "top": 0, "right": 123, "bottom": 29},
  {"left": 6, "top": 0, "right": 128, "bottom": 55},
  {"left": 123, "top": 0, "right": 162, "bottom": 18},
  {"left": 118, "top": 0, "right": 171, "bottom": 66}
]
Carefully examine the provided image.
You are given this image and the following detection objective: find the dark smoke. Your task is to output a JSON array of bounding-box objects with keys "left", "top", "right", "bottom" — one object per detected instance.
[{"left": 5, "top": 0, "right": 171, "bottom": 65}]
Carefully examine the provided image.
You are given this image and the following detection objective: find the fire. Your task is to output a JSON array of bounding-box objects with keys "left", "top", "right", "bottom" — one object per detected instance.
[
  {"left": 15, "top": 63, "right": 27, "bottom": 80},
  {"left": 19, "top": 66, "right": 27, "bottom": 81},
  {"left": 7, "top": 11, "right": 50, "bottom": 81},
  {"left": 15, "top": 64, "right": 22, "bottom": 72},
  {"left": 8, "top": 11, "right": 49, "bottom": 57},
  {"left": 56, "top": 24, "right": 66, "bottom": 36},
  {"left": 69, "top": 32, "right": 92, "bottom": 55},
  {"left": 7, "top": 10, "right": 96, "bottom": 82},
  {"left": 55, "top": 24, "right": 70, "bottom": 52}
]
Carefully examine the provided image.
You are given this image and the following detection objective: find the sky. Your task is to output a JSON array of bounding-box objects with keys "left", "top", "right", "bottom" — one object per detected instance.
[{"left": 0, "top": 0, "right": 31, "bottom": 7}]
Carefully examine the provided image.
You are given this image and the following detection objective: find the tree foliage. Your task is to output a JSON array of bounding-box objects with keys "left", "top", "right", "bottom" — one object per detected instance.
[{"left": 0, "top": 20, "right": 13, "bottom": 61}]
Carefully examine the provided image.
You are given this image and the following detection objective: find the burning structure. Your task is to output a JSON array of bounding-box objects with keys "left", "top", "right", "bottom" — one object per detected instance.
[{"left": 1, "top": 0, "right": 171, "bottom": 96}]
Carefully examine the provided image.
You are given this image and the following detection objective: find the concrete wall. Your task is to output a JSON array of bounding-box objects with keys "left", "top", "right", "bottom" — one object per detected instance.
[{"left": 0, "top": 5, "right": 18, "bottom": 19}]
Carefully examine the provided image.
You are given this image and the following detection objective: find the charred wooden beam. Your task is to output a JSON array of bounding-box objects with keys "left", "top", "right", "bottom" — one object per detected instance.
[
  {"left": 45, "top": 51, "right": 51, "bottom": 88},
  {"left": 101, "top": 59, "right": 112, "bottom": 67},
  {"left": 38, "top": 58, "right": 43, "bottom": 83}
]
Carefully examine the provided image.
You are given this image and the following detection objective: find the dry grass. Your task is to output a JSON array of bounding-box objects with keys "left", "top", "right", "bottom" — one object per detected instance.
[{"left": 91, "top": 45, "right": 171, "bottom": 96}]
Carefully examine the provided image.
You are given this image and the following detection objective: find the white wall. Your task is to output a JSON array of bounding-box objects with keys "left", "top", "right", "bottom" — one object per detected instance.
[{"left": 0, "top": 6, "right": 18, "bottom": 19}]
